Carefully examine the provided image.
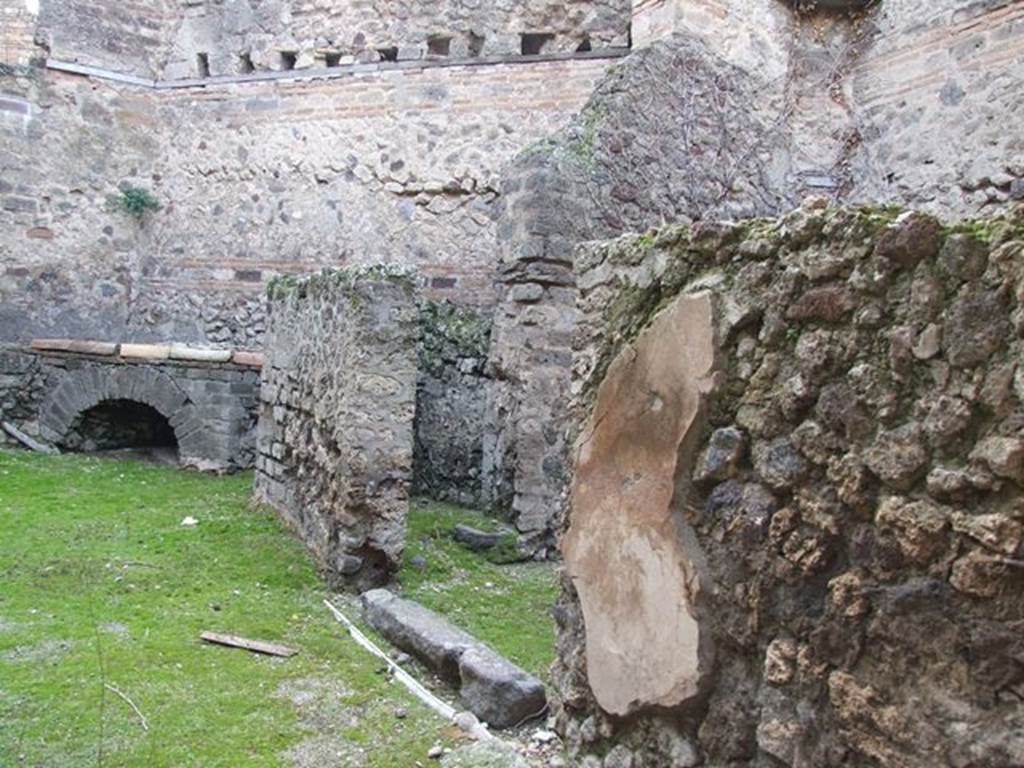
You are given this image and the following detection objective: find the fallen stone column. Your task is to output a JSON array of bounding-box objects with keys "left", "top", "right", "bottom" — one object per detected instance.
[{"left": 361, "top": 589, "right": 547, "bottom": 729}]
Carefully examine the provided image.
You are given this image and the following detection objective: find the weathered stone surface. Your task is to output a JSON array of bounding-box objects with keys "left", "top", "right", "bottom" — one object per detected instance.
[
  {"left": 926, "top": 466, "right": 995, "bottom": 499},
  {"left": 763, "top": 638, "right": 797, "bottom": 686},
  {"left": 827, "top": 671, "right": 945, "bottom": 768},
  {"left": 255, "top": 271, "right": 419, "bottom": 590},
  {"left": 864, "top": 425, "right": 929, "bottom": 491},
  {"left": 563, "top": 292, "right": 717, "bottom": 717},
  {"left": 752, "top": 437, "right": 807, "bottom": 491},
  {"left": 970, "top": 436, "right": 1024, "bottom": 484},
  {"left": 921, "top": 395, "right": 972, "bottom": 446},
  {"left": 785, "top": 285, "right": 856, "bottom": 323},
  {"left": 951, "top": 512, "right": 1023, "bottom": 557},
  {"left": 693, "top": 426, "right": 746, "bottom": 485},
  {"left": 939, "top": 234, "right": 988, "bottom": 281},
  {"left": 361, "top": 588, "right": 475, "bottom": 676},
  {"left": 943, "top": 288, "right": 1010, "bottom": 368},
  {"left": 120, "top": 343, "right": 171, "bottom": 361},
  {"left": 705, "top": 480, "right": 778, "bottom": 541},
  {"left": 912, "top": 323, "right": 942, "bottom": 360},
  {"left": 949, "top": 550, "right": 1008, "bottom": 598},
  {"left": 362, "top": 589, "right": 546, "bottom": 729},
  {"left": 560, "top": 204, "right": 1024, "bottom": 767},
  {"left": 875, "top": 497, "right": 950, "bottom": 564},
  {"left": 458, "top": 647, "right": 547, "bottom": 729},
  {"left": 452, "top": 524, "right": 516, "bottom": 553},
  {"left": 873, "top": 211, "right": 941, "bottom": 270},
  {"left": 169, "top": 345, "right": 232, "bottom": 363}
]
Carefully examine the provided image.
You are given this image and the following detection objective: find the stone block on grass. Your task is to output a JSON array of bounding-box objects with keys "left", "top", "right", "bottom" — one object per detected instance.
[{"left": 361, "top": 589, "right": 547, "bottom": 728}]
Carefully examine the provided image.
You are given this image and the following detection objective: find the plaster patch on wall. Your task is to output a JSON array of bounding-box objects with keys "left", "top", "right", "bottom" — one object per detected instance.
[{"left": 563, "top": 291, "right": 717, "bottom": 716}]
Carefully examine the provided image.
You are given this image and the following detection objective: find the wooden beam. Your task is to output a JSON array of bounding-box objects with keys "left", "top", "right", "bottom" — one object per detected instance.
[{"left": 200, "top": 631, "right": 299, "bottom": 658}]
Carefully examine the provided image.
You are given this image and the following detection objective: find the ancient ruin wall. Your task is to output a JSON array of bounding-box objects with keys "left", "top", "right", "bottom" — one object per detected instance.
[
  {"left": 413, "top": 301, "right": 492, "bottom": 507},
  {"left": 555, "top": 202, "right": 1024, "bottom": 767},
  {"left": 0, "top": 56, "right": 613, "bottom": 347},
  {"left": 162, "top": 0, "right": 631, "bottom": 78},
  {"left": 255, "top": 269, "right": 420, "bottom": 590},
  {"left": 0, "top": 343, "right": 260, "bottom": 470},
  {"left": 487, "top": 0, "right": 1024, "bottom": 548},
  {"left": 1, "top": 0, "right": 38, "bottom": 68},
  {"left": 21, "top": 0, "right": 632, "bottom": 79},
  {"left": 631, "top": 0, "right": 1024, "bottom": 211},
  {"left": 484, "top": 33, "right": 791, "bottom": 546},
  {"left": 37, "top": 0, "right": 173, "bottom": 76}
]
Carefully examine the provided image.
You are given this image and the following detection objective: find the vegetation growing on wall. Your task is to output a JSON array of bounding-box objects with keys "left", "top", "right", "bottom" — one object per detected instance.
[
  {"left": 266, "top": 264, "right": 419, "bottom": 302},
  {"left": 108, "top": 185, "right": 161, "bottom": 220},
  {"left": 417, "top": 300, "right": 491, "bottom": 375}
]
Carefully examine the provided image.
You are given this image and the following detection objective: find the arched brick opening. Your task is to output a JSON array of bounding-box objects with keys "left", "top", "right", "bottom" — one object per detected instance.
[
  {"left": 38, "top": 366, "right": 205, "bottom": 463},
  {"left": 62, "top": 399, "right": 179, "bottom": 461}
]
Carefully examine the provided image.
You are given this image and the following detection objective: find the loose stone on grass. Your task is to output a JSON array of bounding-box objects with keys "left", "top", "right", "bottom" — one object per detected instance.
[{"left": 361, "top": 589, "right": 547, "bottom": 728}]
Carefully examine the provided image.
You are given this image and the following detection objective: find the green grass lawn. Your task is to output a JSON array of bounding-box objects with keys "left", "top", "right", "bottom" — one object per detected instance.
[{"left": 0, "top": 451, "right": 557, "bottom": 767}]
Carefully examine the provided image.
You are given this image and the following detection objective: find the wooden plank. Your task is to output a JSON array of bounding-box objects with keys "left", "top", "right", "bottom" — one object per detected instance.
[{"left": 200, "top": 631, "right": 299, "bottom": 658}]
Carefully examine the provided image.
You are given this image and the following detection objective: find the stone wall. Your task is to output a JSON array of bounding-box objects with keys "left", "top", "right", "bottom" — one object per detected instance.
[
  {"left": 0, "top": 345, "right": 45, "bottom": 443},
  {"left": 629, "top": 0, "right": 1024, "bottom": 210},
  {"left": 846, "top": 0, "right": 1024, "bottom": 212},
  {"left": 38, "top": 0, "right": 172, "bottom": 76},
  {"left": 21, "top": 0, "right": 631, "bottom": 79},
  {"left": 555, "top": 201, "right": 1024, "bottom": 767},
  {"left": 142, "top": 56, "right": 612, "bottom": 344},
  {"left": 413, "top": 300, "right": 491, "bottom": 507},
  {"left": 0, "top": 0, "right": 38, "bottom": 68},
  {"left": 0, "top": 55, "right": 614, "bottom": 347},
  {"left": 486, "top": 0, "right": 1024, "bottom": 547},
  {"left": 162, "top": 0, "right": 631, "bottom": 79},
  {"left": 0, "top": 342, "right": 261, "bottom": 470},
  {"left": 485, "top": 33, "right": 791, "bottom": 545},
  {"left": 255, "top": 268, "right": 420, "bottom": 590},
  {"left": 0, "top": 71, "right": 164, "bottom": 342}
]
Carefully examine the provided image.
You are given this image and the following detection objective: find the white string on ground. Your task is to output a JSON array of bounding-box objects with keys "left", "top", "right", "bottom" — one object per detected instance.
[
  {"left": 104, "top": 683, "right": 149, "bottom": 732},
  {"left": 323, "top": 598, "right": 461, "bottom": 724}
]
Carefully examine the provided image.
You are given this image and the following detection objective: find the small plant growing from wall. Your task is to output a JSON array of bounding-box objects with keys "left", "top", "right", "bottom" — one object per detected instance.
[{"left": 109, "top": 185, "right": 161, "bottom": 221}]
